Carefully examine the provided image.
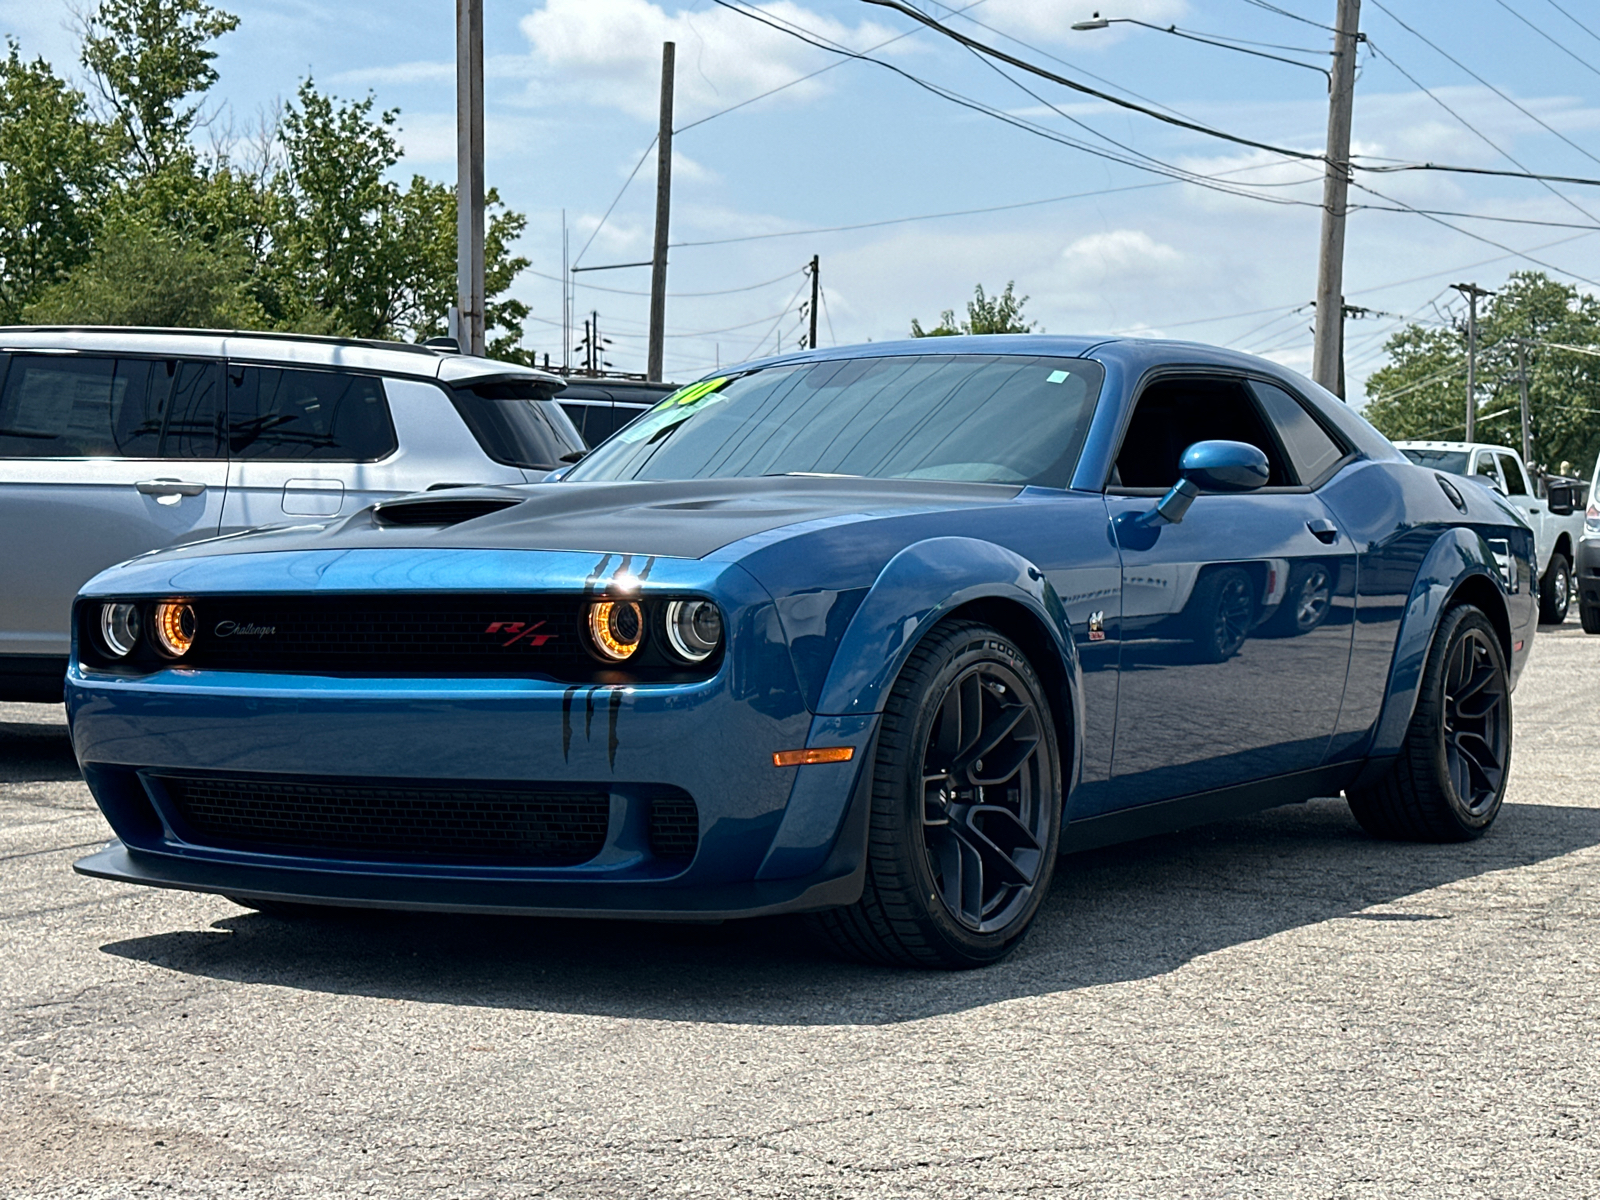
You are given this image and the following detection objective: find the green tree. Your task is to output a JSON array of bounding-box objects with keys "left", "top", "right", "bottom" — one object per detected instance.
[
  {"left": 78, "top": 0, "right": 239, "bottom": 177},
  {"left": 23, "top": 211, "right": 265, "bottom": 328},
  {"left": 1364, "top": 271, "right": 1600, "bottom": 475},
  {"left": 0, "top": 43, "right": 109, "bottom": 322},
  {"left": 912, "top": 281, "right": 1038, "bottom": 337}
]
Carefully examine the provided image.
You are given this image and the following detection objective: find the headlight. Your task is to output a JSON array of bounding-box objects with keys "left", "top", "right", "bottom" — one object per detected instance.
[
  {"left": 587, "top": 600, "right": 643, "bottom": 661},
  {"left": 1586, "top": 500, "right": 1600, "bottom": 535},
  {"left": 99, "top": 603, "right": 141, "bottom": 658},
  {"left": 664, "top": 599, "right": 723, "bottom": 663},
  {"left": 153, "top": 600, "right": 196, "bottom": 657}
]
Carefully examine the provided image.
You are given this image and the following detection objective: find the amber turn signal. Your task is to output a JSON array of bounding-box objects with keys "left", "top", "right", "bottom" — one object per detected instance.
[
  {"left": 153, "top": 601, "right": 196, "bottom": 657},
  {"left": 772, "top": 746, "right": 856, "bottom": 768}
]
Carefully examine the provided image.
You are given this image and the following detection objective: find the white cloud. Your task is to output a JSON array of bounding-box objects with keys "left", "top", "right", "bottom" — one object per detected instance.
[
  {"left": 517, "top": 0, "right": 897, "bottom": 121},
  {"left": 1060, "top": 228, "right": 1183, "bottom": 278}
]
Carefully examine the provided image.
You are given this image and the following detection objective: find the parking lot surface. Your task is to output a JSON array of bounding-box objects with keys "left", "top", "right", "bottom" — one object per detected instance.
[{"left": 3, "top": 625, "right": 1598, "bottom": 1198}]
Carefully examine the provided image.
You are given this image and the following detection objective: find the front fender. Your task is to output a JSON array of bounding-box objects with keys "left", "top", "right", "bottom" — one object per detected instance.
[
  {"left": 1364, "top": 526, "right": 1532, "bottom": 764},
  {"left": 813, "top": 537, "right": 1080, "bottom": 717}
]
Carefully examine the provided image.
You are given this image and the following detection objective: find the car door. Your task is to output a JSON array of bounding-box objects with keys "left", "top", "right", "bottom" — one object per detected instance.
[
  {"left": 1497, "top": 452, "right": 1547, "bottom": 567},
  {"left": 1096, "top": 373, "right": 1356, "bottom": 814},
  {"left": 220, "top": 364, "right": 398, "bottom": 530},
  {"left": 1471, "top": 450, "right": 1505, "bottom": 494},
  {"left": 0, "top": 352, "right": 227, "bottom": 662}
]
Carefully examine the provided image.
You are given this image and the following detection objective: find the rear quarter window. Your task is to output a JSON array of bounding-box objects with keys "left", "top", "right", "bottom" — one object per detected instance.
[{"left": 449, "top": 381, "right": 584, "bottom": 469}]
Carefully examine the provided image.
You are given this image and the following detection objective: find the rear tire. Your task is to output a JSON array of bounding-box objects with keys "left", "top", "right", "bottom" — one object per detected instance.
[
  {"left": 1539, "top": 554, "right": 1571, "bottom": 624},
  {"left": 1259, "top": 561, "right": 1333, "bottom": 638},
  {"left": 809, "top": 620, "right": 1062, "bottom": 969},
  {"left": 1581, "top": 602, "right": 1600, "bottom": 635},
  {"left": 1346, "top": 605, "right": 1510, "bottom": 842}
]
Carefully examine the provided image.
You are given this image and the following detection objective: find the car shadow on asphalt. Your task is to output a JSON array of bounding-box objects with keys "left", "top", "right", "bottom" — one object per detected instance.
[
  {"left": 97, "top": 797, "right": 1600, "bottom": 1025},
  {"left": 0, "top": 718, "right": 81, "bottom": 785}
]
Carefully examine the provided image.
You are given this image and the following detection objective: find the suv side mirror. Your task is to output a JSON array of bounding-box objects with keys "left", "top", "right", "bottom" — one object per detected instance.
[
  {"left": 1547, "top": 480, "right": 1575, "bottom": 515},
  {"left": 1153, "top": 440, "right": 1272, "bottom": 524}
]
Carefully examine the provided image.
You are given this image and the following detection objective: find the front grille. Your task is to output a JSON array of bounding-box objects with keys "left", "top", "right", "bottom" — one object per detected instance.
[
  {"left": 649, "top": 796, "right": 700, "bottom": 860},
  {"left": 160, "top": 774, "right": 612, "bottom": 865},
  {"left": 189, "top": 594, "right": 584, "bottom": 676}
]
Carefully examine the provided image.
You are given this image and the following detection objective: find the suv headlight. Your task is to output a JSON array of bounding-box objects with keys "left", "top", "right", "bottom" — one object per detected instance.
[{"left": 1586, "top": 500, "right": 1600, "bottom": 535}]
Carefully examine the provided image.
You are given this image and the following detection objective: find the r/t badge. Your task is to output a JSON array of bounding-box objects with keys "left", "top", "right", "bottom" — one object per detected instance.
[{"left": 1087, "top": 611, "right": 1106, "bottom": 642}]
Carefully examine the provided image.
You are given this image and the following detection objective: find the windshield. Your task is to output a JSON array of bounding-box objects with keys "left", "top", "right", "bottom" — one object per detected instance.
[
  {"left": 1399, "top": 447, "right": 1469, "bottom": 474},
  {"left": 564, "top": 354, "right": 1105, "bottom": 487}
]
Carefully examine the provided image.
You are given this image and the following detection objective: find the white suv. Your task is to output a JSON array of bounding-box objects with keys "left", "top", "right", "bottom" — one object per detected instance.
[{"left": 0, "top": 326, "right": 580, "bottom": 700}]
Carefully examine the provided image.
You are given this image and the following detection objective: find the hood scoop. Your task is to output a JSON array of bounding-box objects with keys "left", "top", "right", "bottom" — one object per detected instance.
[{"left": 372, "top": 496, "right": 524, "bottom": 527}]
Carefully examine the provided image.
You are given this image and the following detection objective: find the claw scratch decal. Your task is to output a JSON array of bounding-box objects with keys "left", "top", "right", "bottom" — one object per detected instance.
[{"left": 561, "top": 685, "right": 580, "bottom": 761}]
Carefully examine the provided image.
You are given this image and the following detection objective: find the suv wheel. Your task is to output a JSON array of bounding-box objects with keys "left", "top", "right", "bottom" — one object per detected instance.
[
  {"left": 810, "top": 621, "right": 1061, "bottom": 969},
  {"left": 1346, "top": 605, "right": 1510, "bottom": 841},
  {"left": 1540, "top": 554, "right": 1572, "bottom": 624}
]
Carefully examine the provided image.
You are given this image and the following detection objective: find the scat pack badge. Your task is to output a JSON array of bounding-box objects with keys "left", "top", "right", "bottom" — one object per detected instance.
[{"left": 1087, "top": 611, "right": 1106, "bottom": 642}]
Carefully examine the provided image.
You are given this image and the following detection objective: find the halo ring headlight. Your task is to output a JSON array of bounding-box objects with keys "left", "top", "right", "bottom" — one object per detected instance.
[
  {"left": 153, "top": 600, "right": 197, "bottom": 658},
  {"left": 665, "top": 599, "right": 723, "bottom": 663},
  {"left": 99, "top": 603, "right": 141, "bottom": 658},
  {"left": 588, "top": 600, "right": 643, "bottom": 661}
]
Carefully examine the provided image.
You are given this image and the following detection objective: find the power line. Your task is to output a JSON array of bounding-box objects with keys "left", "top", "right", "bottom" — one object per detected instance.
[
  {"left": 1237, "top": 0, "right": 1338, "bottom": 33},
  {"left": 1368, "top": 1, "right": 1600, "bottom": 172},
  {"left": 571, "top": 140, "right": 655, "bottom": 269},
  {"left": 1492, "top": 0, "right": 1600, "bottom": 82},
  {"left": 1542, "top": 0, "right": 1600, "bottom": 47},
  {"left": 852, "top": 0, "right": 1327, "bottom": 161},
  {"left": 707, "top": 0, "right": 1327, "bottom": 208},
  {"left": 528, "top": 266, "right": 803, "bottom": 298}
]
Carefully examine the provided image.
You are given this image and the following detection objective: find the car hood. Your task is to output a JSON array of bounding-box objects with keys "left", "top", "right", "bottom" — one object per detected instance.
[{"left": 151, "top": 476, "right": 1027, "bottom": 564}]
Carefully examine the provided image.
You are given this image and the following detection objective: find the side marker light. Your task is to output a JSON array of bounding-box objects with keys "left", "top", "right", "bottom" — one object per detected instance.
[{"left": 772, "top": 747, "right": 856, "bottom": 768}]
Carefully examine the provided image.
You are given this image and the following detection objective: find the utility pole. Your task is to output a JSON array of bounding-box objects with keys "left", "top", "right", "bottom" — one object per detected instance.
[
  {"left": 807, "top": 255, "right": 820, "bottom": 350},
  {"left": 1311, "top": 0, "right": 1362, "bottom": 398},
  {"left": 1516, "top": 339, "right": 1533, "bottom": 467},
  {"left": 647, "top": 43, "right": 676, "bottom": 382},
  {"left": 455, "top": 0, "right": 485, "bottom": 356},
  {"left": 1453, "top": 282, "right": 1493, "bottom": 442}
]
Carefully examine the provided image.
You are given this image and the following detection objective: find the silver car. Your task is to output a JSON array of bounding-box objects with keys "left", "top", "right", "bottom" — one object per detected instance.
[{"left": 0, "top": 326, "right": 580, "bottom": 700}]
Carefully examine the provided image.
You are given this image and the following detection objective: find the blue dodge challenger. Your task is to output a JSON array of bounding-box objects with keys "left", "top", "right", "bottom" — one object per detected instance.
[{"left": 69, "top": 336, "right": 1536, "bottom": 968}]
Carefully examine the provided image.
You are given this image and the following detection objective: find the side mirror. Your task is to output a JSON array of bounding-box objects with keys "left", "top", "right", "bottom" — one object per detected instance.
[
  {"left": 1547, "top": 481, "right": 1574, "bottom": 515},
  {"left": 1153, "top": 440, "right": 1271, "bottom": 524}
]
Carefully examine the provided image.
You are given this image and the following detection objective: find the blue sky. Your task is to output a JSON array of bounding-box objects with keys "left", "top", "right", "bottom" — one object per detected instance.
[{"left": 5, "top": 0, "right": 1600, "bottom": 399}]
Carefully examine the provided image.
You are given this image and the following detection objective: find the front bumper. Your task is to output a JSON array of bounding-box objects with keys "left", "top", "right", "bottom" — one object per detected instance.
[
  {"left": 1578, "top": 536, "right": 1600, "bottom": 609},
  {"left": 66, "top": 547, "right": 878, "bottom": 919}
]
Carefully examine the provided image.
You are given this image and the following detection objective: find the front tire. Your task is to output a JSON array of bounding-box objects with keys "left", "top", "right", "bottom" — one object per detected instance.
[
  {"left": 810, "top": 621, "right": 1062, "bottom": 969},
  {"left": 1540, "top": 553, "right": 1571, "bottom": 624},
  {"left": 1346, "top": 605, "right": 1511, "bottom": 841}
]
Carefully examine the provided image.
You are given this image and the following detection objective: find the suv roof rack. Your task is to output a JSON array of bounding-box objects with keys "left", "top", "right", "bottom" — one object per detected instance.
[{"left": 0, "top": 324, "right": 443, "bottom": 357}]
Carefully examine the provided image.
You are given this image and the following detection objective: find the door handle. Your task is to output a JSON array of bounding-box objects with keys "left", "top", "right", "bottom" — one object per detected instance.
[
  {"left": 136, "top": 479, "right": 207, "bottom": 497},
  {"left": 1307, "top": 518, "right": 1339, "bottom": 544}
]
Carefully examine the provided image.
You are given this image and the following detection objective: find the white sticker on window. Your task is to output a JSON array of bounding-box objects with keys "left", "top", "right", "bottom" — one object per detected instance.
[{"left": 1046, "top": 370, "right": 1070, "bottom": 384}]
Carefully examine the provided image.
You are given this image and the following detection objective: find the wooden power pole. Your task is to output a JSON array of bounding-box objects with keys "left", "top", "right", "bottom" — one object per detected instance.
[
  {"left": 456, "top": 0, "right": 485, "bottom": 356},
  {"left": 1311, "top": 0, "right": 1361, "bottom": 398},
  {"left": 1453, "top": 282, "right": 1493, "bottom": 442},
  {"left": 647, "top": 42, "right": 676, "bottom": 382},
  {"left": 808, "top": 255, "right": 820, "bottom": 350}
]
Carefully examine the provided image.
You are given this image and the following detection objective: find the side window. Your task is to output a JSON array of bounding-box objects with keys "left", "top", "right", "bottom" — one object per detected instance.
[
  {"left": 1496, "top": 452, "right": 1529, "bottom": 495},
  {"left": 1247, "top": 380, "right": 1346, "bottom": 485},
  {"left": 1112, "top": 376, "right": 1292, "bottom": 489},
  {"left": 227, "top": 367, "right": 396, "bottom": 461},
  {"left": 0, "top": 354, "right": 221, "bottom": 459},
  {"left": 1473, "top": 454, "right": 1504, "bottom": 491}
]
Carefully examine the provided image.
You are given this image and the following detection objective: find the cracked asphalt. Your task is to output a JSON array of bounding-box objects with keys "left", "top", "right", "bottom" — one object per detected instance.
[{"left": 3, "top": 623, "right": 1598, "bottom": 1198}]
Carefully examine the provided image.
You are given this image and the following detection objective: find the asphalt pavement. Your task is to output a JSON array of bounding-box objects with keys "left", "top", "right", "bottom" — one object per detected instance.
[{"left": 3, "top": 624, "right": 1598, "bottom": 1198}]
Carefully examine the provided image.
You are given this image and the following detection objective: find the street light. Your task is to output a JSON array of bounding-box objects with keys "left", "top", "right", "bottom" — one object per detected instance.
[{"left": 1068, "top": 13, "right": 1331, "bottom": 81}]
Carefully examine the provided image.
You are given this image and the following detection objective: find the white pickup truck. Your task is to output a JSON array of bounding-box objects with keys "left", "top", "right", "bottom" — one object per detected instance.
[{"left": 1396, "top": 440, "right": 1584, "bottom": 624}]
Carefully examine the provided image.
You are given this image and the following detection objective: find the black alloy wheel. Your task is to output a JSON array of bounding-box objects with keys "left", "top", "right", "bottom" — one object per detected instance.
[
  {"left": 1347, "top": 605, "right": 1511, "bottom": 841},
  {"left": 1439, "top": 623, "right": 1510, "bottom": 818},
  {"left": 810, "top": 620, "right": 1062, "bottom": 968},
  {"left": 1540, "top": 554, "right": 1571, "bottom": 624}
]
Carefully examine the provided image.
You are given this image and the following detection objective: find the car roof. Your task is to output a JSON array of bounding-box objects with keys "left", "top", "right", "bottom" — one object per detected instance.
[
  {"left": 0, "top": 325, "right": 564, "bottom": 390},
  {"left": 1394, "top": 440, "right": 1517, "bottom": 454}
]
